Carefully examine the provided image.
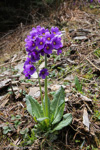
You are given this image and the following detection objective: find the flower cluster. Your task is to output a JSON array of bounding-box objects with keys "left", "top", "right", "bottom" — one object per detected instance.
[{"left": 23, "top": 26, "right": 63, "bottom": 79}]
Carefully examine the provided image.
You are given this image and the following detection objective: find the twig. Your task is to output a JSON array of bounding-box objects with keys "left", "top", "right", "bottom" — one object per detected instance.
[
  {"left": 85, "top": 57, "right": 100, "bottom": 71},
  {"left": 58, "top": 63, "right": 84, "bottom": 80},
  {"left": 0, "top": 57, "right": 25, "bottom": 68}
]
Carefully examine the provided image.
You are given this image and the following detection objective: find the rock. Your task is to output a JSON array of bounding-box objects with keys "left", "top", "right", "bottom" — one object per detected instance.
[
  {"left": 65, "top": 97, "right": 69, "bottom": 102},
  {"left": 34, "top": 91, "right": 41, "bottom": 98},
  {"left": 64, "top": 75, "right": 74, "bottom": 82},
  {"left": 28, "top": 87, "right": 42, "bottom": 98},
  {"left": 0, "top": 79, "right": 11, "bottom": 90},
  {"left": 14, "top": 63, "right": 24, "bottom": 74},
  {"left": 31, "top": 72, "right": 38, "bottom": 79},
  {"left": 74, "top": 36, "right": 88, "bottom": 41},
  {"left": 50, "top": 84, "right": 66, "bottom": 91}
]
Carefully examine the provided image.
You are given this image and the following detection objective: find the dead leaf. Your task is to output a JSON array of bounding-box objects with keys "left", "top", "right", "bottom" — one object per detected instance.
[{"left": 83, "top": 107, "right": 90, "bottom": 131}]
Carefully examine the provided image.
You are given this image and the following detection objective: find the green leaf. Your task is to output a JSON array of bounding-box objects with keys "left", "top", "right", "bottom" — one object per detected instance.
[
  {"left": 3, "top": 126, "right": 12, "bottom": 134},
  {"left": 75, "top": 76, "right": 82, "bottom": 92},
  {"left": 50, "top": 86, "right": 65, "bottom": 123},
  {"left": 63, "top": 113, "right": 72, "bottom": 120},
  {"left": 52, "top": 103, "right": 65, "bottom": 125},
  {"left": 20, "top": 128, "right": 29, "bottom": 135},
  {"left": 52, "top": 113, "right": 72, "bottom": 132},
  {"left": 37, "top": 117, "right": 49, "bottom": 122},
  {"left": 26, "top": 95, "right": 43, "bottom": 119}
]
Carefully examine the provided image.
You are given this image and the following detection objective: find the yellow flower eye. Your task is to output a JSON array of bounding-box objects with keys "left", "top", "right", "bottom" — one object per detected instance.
[
  {"left": 33, "top": 43, "right": 35, "bottom": 46},
  {"left": 47, "top": 37, "right": 50, "bottom": 41},
  {"left": 46, "top": 46, "right": 49, "bottom": 50},
  {"left": 40, "top": 42, "right": 43, "bottom": 45}
]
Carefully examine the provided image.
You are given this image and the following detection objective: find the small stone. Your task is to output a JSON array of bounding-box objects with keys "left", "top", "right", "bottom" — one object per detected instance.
[
  {"left": 34, "top": 91, "right": 40, "bottom": 98},
  {"left": 15, "top": 63, "right": 24, "bottom": 74},
  {"left": 0, "top": 79, "right": 11, "bottom": 90},
  {"left": 74, "top": 36, "right": 88, "bottom": 41},
  {"left": 64, "top": 75, "right": 74, "bottom": 82},
  {"left": 31, "top": 72, "right": 38, "bottom": 79},
  {"left": 50, "top": 84, "right": 66, "bottom": 91},
  {"left": 65, "top": 97, "right": 69, "bottom": 102},
  {"left": 28, "top": 87, "right": 42, "bottom": 99}
]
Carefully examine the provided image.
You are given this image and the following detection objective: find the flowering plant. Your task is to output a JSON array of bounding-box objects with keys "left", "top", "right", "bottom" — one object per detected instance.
[{"left": 23, "top": 25, "right": 72, "bottom": 133}]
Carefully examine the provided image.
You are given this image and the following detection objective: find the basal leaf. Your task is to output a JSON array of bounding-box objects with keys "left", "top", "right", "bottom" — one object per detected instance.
[
  {"left": 26, "top": 95, "right": 43, "bottom": 118},
  {"left": 63, "top": 113, "right": 72, "bottom": 120},
  {"left": 52, "top": 102, "right": 65, "bottom": 125},
  {"left": 37, "top": 117, "right": 49, "bottom": 122},
  {"left": 52, "top": 113, "right": 72, "bottom": 132},
  {"left": 50, "top": 86, "right": 65, "bottom": 122}
]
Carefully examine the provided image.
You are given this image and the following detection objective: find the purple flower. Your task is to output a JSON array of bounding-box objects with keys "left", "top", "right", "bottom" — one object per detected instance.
[
  {"left": 40, "top": 27, "right": 46, "bottom": 36},
  {"left": 25, "top": 40, "right": 36, "bottom": 51},
  {"left": 24, "top": 26, "right": 63, "bottom": 79},
  {"left": 30, "top": 49, "right": 40, "bottom": 62},
  {"left": 52, "top": 37, "right": 62, "bottom": 49},
  {"left": 25, "top": 35, "right": 31, "bottom": 43},
  {"left": 90, "top": 0, "right": 93, "bottom": 2},
  {"left": 39, "top": 68, "right": 49, "bottom": 79},
  {"left": 51, "top": 27, "right": 61, "bottom": 35},
  {"left": 30, "top": 31, "right": 38, "bottom": 41},
  {"left": 25, "top": 64, "right": 36, "bottom": 75},
  {"left": 57, "top": 49, "right": 62, "bottom": 55},
  {"left": 39, "top": 49, "right": 45, "bottom": 56},
  {"left": 36, "top": 25, "right": 41, "bottom": 31},
  {"left": 25, "top": 73, "right": 31, "bottom": 79},
  {"left": 24, "top": 57, "right": 32, "bottom": 68},
  {"left": 44, "top": 43, "right": 53, "bottom": 54},
  {"left": 36, "top": 37, "right": 45, "bottom": 50},
  {"left": 45, "top": 32, "right": 54, "bottom": 43}
]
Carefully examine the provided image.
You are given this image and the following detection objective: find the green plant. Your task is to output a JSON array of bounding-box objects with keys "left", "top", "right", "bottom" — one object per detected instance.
[
  {"left": 94, "top": 110, "right": 100, "bottom": 120},
  {"left": 26, "top": 87, "right": 72, "bottom": 133},
  {"left": 3, "top": 126, "right": 12, "bottom": 134},
  {"left": 94, "top": 48, "right": 100, "bottom": 58},
  {"left": 74, "top": 76, "right": 83, "bottom": 93},
  {"left": 11, "top": 115, "right": 21, "bottom": 129},
  {"left": 20, "top": 128, "right": 37, "bottom": 146},
  {"left": 24, "top": 26, "right": 72, "bottom": 139}
]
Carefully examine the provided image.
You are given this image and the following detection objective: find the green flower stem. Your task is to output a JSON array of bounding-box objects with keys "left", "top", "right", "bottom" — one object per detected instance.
[
  {"left": 37, "top": 73, "right": 45, "bottom": 115},
  {"left": 45, "top": 54, "right": 49, "bottom": 120}
]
